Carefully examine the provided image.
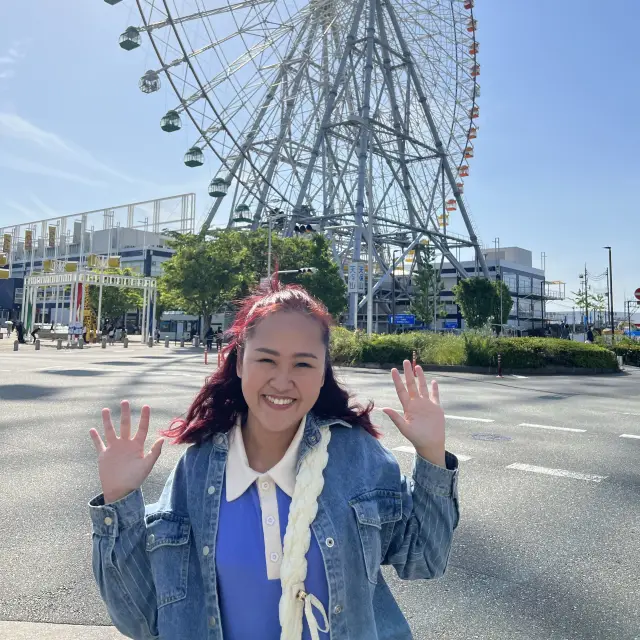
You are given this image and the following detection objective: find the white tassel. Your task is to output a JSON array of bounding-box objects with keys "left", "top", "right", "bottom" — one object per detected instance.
[{"left": 279, "top": 427, "right": 332, "bottom": 640}]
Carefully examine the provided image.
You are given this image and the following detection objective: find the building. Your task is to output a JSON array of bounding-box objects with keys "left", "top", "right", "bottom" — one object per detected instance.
[
  {"left": 371, "top": 245, "right": 564, "bottom": 334},
  {"left": 0, "top": 193, "right": 195, "bottom": 324},
  {"left": 437, "top": 246, "right": 565, "bottom": 333}
]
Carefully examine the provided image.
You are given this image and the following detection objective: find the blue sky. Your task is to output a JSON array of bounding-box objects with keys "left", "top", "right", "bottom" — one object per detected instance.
[{"left": 0, "top": 0, "right": 638, "bottom": 312}]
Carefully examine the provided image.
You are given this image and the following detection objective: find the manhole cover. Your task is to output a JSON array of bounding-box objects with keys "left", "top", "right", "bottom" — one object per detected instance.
[{"left": 472, "top": 433, "right": 512, "bottom": 442}]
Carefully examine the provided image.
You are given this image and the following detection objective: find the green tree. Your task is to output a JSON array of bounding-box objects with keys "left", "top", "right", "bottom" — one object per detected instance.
[
  {"left": 491, "top": 279, "right": 514, "bottom": 334},
  {"left": 160, "top": 230, "right": 348, "bottom": 327},
  {"left": 570, "top": 288, "right": 599, "bottom": 325},
  {"left": 275, "top": 233, "right": 347, "bottom": 317},
  {"left": 410, "top": 245, "right": 444, "bottom": 326},
  {"left": 160, "top": 232, "right": 250, "bottom": 334},
  {"left": 452, "top": 277, "right": 495, "bottom": 329},
  {"left": 222, "top": 229, "right": 347, "bottom": 317},
  {"left": 87, "top": 267, "right": 144, "bottom": 327}
]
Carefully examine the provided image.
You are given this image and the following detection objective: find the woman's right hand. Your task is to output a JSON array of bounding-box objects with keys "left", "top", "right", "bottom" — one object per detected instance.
[{"left": 89, "top": 400, "right": 165, "bottom": 504}]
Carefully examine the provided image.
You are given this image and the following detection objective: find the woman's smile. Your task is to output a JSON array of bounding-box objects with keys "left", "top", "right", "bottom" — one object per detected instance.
[{"left": 262, "top": 394, "right": 297, "bottom": 410}]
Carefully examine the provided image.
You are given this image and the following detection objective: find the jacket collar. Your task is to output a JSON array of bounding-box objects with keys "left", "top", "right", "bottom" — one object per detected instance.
[{"left": 212, "top": 412, "right": 352, "bottom": 466}]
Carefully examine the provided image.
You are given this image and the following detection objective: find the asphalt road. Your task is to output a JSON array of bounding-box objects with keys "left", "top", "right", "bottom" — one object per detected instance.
[{"left": 0, "top": 342, "right": 638, "bottom": 639}]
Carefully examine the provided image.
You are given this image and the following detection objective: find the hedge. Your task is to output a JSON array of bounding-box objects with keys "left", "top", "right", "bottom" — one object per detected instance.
[
  {"left": 330, "top": 328, "right": 618, "bottom": 371},
  {"left": 609, "top": 341, "right": 640, "bottom": 367}
]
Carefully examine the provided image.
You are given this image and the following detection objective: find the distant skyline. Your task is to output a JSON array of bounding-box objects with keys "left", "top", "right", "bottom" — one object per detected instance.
[{"left": 0, "top": 0, "right": 638, "bottom": 313}]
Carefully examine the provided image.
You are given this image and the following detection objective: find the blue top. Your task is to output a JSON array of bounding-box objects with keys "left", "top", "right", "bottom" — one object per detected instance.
[{"left": 216, "top": 477, "right": 329, "bottom": 640}]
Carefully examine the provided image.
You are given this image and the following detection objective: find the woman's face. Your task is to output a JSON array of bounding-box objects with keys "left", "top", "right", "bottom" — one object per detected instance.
[{"left": 237, "top": 311, "right": 326, "bottom": 434}]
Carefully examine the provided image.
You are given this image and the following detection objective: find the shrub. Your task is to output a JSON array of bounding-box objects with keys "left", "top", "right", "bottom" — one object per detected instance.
[
  {"left": 610, "top": 341, "right": 640, "bottom": 367},
  {"left": 330, "top": 329, "right": 618, "bottom": 371}
]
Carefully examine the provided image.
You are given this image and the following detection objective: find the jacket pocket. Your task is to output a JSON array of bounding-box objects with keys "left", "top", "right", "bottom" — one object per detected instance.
[
  {"left": 145, "top": 512, "right": 191, "bottom": 608},
  {"left": 349, "top": 490, "right": 402, "bottom": 584}
]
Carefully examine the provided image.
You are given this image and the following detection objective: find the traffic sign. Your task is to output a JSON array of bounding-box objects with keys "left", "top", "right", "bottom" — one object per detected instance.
[
  {"left": 389, "top": 314, "right": 415, "bottom": 325},
  {"left": 634, "top": 288, "right": 640, "bottom": 301}
]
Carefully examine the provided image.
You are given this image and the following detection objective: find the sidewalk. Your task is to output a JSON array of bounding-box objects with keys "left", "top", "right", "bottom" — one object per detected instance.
[{"left": 0, "top": 622, "right": 124, "bottom": 639}]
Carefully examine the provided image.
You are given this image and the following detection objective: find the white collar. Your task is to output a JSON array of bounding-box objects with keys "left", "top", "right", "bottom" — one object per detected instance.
[{"left": 225, "top": 414, "right": 307, "bottom": 502}]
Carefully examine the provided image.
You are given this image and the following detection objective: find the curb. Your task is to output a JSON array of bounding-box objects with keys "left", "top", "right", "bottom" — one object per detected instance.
[
  {"left": 341, "top": 362, "right": 621, "bottom": 376},
  {"left": 0, "top": 622, "right": 124, "bottom": 639}
]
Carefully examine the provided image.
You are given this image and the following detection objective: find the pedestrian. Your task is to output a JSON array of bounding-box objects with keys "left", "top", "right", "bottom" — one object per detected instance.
[
  {"left": 586, "top": 326, "right": 594, "bottom": 343},
  {"left": 16, "top": 321, "right": 26, "bottom": 344},
  {"left": 31, "top": 324, "right": 40, "bottom": 343},
  {"left": 205, "top": 325, "right": 214, "bottom": 351},
  {"left": 215, "top": 326, "right": 223, "bottom": 352},
  {"left": 88, "top": 281, "right": 459, "bottom": 640}
]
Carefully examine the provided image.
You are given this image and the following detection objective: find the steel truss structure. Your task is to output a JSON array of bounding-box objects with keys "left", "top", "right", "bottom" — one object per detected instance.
[
  {"left": 106, "top": 0, "right": 488, "bottom": 327},
  {"left": 0, "top": 193, "right": 195, "bottom": 278},
  {"left": 22, "top": 271, "right": 158, "bottom": 343}
]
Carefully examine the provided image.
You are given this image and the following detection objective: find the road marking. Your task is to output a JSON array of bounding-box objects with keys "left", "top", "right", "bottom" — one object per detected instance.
[
  {"left": 506, "top": 463, "right": 607, "bottom": 483},
  {"left": 518, "top": 423, "right": 586, "bottom": 433},
  {"left": 511, "top": 374, "right": 528, "bottom": 379},
  {"left": 620, "top": 434, "right": 640, "bottom": 439},
  {"left": 392, "top": 445, "right": 472, "bottom": 461},
  {"left": 445, "top": 414, "right": 494, "bottom": 423}
]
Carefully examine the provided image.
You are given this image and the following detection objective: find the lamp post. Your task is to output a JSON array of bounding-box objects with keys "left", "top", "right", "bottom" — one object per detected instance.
[
  {"left": 604, "top": 247, "right": 614, "bottom": 341},
  {"left": 391, "top": 249, "right": 400, "bottom": 334},
  {"left": 266, "top": 210, "right": 288, "bottom": 279}
]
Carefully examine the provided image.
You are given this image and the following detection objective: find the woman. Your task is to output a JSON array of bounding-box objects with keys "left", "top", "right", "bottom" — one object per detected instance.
[{"left": 89, "top": 282, "right": 459, "bottom": 640}]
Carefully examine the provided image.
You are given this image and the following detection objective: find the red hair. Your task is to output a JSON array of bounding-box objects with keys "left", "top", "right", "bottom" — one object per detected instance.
[{"left": 161, "top": 279, "right": 378, "bottom": 444}]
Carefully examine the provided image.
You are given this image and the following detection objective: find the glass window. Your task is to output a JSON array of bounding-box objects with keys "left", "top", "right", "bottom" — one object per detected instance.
[{"left": 519, "top": 276, "right": 532, "bottom": 296}]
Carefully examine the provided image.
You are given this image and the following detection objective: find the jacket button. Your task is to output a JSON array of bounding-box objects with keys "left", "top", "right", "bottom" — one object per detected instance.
[
  {"left": 208, "top": 616, "right": 216, "bottom": 628},
  {"left": 208, "top": 486, "right": 216, "bottom": 495},
  {"left": 103, "top": 517, "right": 113, "bottom": 526},
  {"left": 203, "top": 546, "right": 210, "bottom": 556},
  {"left": 334, "top": 605, "right": 343, "bottom": 614},
  {"left": 148, "top": 534, "right": 155, "bottom": 545},
  {"left": 325, "top": 537, "right": 335, "bottom": 548}
]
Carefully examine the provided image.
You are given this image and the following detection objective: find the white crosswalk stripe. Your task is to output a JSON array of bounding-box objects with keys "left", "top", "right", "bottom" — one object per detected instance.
[
  {"left": 518, "top": 423, "right": 586, "bottom": 433},
  {"left": 506, "top": 463, "right": 607, "bottom": 483}
]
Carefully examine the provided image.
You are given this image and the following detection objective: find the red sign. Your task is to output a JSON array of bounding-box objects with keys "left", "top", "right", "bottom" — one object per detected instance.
[{"left": 635, "top": 288, "right": 640, "bottom": 301}]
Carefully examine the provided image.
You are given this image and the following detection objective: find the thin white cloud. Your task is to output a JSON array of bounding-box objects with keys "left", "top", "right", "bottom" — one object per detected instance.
[
  {"left": 30, "top": 195, "right": 58, "bottom": 218},
  {"left": 0, "top": 70, "right": 15, "bottom": 80},
  {"left": 7, "top": 49, "right": 19, "bottom": 58},
  {"left": 0, "top": 112, "right": 142, "bottom": 185},
  {"left": 0, "top": 57, "right": 15, "bottom": 65},
  {"left": 0, "top": 152, "right": 107, "bottom": 187},
  {"left": 6, "top": 200, "right": 41, "bottom": 222}
]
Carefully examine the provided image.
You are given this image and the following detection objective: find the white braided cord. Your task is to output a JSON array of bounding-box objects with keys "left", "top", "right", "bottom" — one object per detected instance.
[{"left": 279, "top": 426, "right": 332, "bottom": 640}]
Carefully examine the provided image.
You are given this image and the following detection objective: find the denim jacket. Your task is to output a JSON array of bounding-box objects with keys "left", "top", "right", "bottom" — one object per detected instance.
[{"left": 89, "top": 413, "right": 460, "bottom": 640}]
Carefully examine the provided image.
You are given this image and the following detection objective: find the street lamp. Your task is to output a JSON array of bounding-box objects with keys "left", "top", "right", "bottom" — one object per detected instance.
[
  {"left": 603, "top": 247, "right": 614, "bottom": 341},
  {"left": 267, "top": 210, "right": 286, "bottom": 279}
]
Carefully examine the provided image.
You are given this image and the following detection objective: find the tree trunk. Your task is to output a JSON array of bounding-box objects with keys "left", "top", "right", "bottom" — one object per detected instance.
[{"left": 201, "top": 309, "right": 211, "bottom": 339}]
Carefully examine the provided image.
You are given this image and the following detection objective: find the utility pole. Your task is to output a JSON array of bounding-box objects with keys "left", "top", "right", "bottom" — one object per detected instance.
[{"left": 604, "top": 246, "right": 614, "bottom": 341}]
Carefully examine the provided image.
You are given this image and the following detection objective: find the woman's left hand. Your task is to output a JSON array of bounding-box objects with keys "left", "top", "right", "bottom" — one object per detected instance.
[{"left": 382, "top": 360, "right": 446, "bottom": 467}]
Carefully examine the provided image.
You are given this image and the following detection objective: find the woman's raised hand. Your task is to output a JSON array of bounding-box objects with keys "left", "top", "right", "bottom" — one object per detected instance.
[
  {"left": 382, "top": 360, "right": 446, "bottom": 467},
  {"left": 89, "top": 400, "right": 164, "bottom": 504}
]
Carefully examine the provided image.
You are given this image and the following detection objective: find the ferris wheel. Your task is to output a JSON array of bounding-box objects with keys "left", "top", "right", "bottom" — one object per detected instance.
[{"left": 104, "top": 0, "right": 489, "bottom": 320}]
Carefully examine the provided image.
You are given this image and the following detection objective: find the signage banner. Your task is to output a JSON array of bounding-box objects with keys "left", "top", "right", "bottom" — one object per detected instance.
[
  {"left": 3, "top": 234, "right": 11, "bottom": 253},
  {"left": 357, "top": 263, "right": 365, "bottom": 293},
  {"left": 348, "top": 262, "right": 366, "bottom": 294},
  {"left": 348, "top": 263, "right": 358, "bottom": 293},
  {"left": 48, "top": 226, "right": 56, "bottom": 248},
  {"left": 24, "top": 229, "right": 33, "bottom": 252}
]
